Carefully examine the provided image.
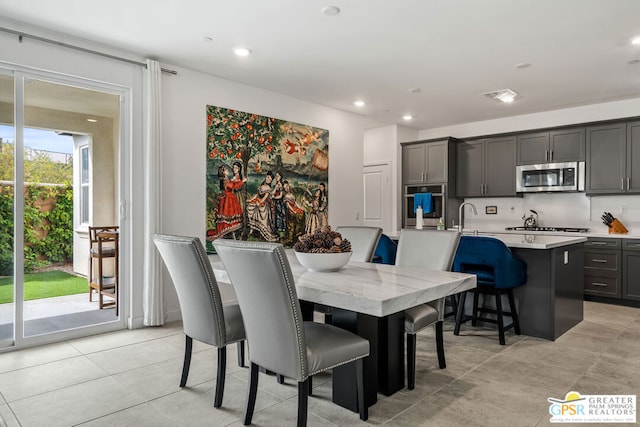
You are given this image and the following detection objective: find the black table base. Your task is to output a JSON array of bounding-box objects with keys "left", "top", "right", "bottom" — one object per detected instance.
[{"left": 300, "top": 301, "right": 405, "bottom": 412}]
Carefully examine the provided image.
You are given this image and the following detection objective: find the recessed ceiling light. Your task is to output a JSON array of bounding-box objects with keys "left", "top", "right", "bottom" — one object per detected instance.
[
  {"left": 233, "top": 47, "right": 252, "bottom": 57},
  {"left": 483, "top": 89, "right": 518, "bottom": 103},
  {"left": 321, "top": 6, "right": 341, "bottom": 16},
  {"left": 353, "top": 100, "right": 365, "bottom": 107},
  {"left": 402, "top": 115, "right": 413, "bottom": 121},
  {"left": 203, "top": 36, "right": 214, "bottom": 42},
  {"left": 515, "top": 62, "right": 531, "bottom": 69},
  {"left": 86, "top": 118, "right": 97, "bottom": 123},
  {"left": 408, "top": 88, "right": 422, "bottom": 94},
  {"left": 631, "top": 36, "right": 640, "bottom": 45}
]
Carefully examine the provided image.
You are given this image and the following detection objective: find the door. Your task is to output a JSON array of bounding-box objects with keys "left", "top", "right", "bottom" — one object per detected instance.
[
  {"left": 0, "top": 70, "right": 124, "bottom": 348},
  {"left": 517, "top": 132, "right": 549, "bottom": 165},
  {"left": 484, "top": 136, "right": 517, "bottom": 196},
  {"left": 425, "top": 141, "right": 446, "bottom": 183},
  {"left": 626, "top": 121, "right": 640, "bottom": 193},
  {"left": 586, "top": 123, "right": 626, "bottom": 193},
  {"left": 363, "top": 162, "right": 391, "bottom": 233},
  {"left": 456, "top": 141, "right": 483, "bottom": 197},
  {"left": 402, "top": 144, "right": 426, "bottom": 184},
  {"left": 550, "top": 128, "right": 585, "bottom": 162}
]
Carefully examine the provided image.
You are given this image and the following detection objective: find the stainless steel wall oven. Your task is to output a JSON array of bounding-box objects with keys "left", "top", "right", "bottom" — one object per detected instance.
[{"left": 403, "top": 184, "right": 446, "bottom": 228}]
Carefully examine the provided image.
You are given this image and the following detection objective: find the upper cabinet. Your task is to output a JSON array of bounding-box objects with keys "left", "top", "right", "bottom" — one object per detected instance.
[
  {"left": 585, "top": 122, "right": 640, "bottom": 194},
  {"left": 402, "top": 139, "right": 455, "bottom": 184},
  {"left": 516, "top": 127, "right": 585, "bottom": 165},
  {"left": 456, "top": 136, "right": 517, "bottom": 198}
]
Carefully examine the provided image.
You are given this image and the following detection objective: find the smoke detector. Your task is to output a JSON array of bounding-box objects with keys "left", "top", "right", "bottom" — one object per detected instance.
[{"left": 483, "top": 89, "right": 518, "bottom": 103}]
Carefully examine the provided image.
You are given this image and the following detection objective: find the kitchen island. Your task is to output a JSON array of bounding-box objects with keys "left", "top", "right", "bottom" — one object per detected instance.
[{"left": 473, "top": 233, "right": 587, "bottom": 340}]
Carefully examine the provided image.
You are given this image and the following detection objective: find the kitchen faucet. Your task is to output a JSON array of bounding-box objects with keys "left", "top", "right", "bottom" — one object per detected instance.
[{"left": 458, "top": 202, "right": 477, "bottom": 232}]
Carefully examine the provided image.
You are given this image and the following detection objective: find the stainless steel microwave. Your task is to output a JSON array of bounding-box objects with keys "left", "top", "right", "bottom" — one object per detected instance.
[{"left": 516, "top": 161, "right": 585, "bottom": 192}]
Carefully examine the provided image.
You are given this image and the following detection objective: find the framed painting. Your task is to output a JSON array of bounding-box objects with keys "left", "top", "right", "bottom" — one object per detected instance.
[{"left": 205, "top": 105, "right": 329, "bottom": 252}]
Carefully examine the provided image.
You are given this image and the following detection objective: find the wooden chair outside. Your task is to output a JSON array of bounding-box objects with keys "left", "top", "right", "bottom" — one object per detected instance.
[{"left": 88, "top": 226, "right": 119, "bottom": 315}]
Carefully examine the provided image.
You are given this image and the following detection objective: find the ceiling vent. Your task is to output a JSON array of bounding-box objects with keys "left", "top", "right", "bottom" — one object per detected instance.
[{"left": 483, "top": 89, "right": 518, "bottom": 103}]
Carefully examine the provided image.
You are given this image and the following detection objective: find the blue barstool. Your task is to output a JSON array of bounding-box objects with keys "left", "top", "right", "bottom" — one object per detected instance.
[
  {"left": 372, "top": 234, "right": 397, "bottom": 265},
  {"left": 452, "top": 236, "right": 527, "bottom": 345}
]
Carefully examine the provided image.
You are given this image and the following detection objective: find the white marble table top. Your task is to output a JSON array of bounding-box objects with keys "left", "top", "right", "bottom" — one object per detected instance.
[{"left": 209, "top": 251, "right": 476, "bottom": 318}]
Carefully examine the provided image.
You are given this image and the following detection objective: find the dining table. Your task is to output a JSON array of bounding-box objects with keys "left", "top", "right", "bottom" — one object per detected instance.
[{"left": 209, "top": 250, "right": 476, "bottom": 412}]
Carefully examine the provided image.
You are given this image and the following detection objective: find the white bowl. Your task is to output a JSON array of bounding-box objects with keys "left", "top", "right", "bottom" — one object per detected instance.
[{"left": 294, "top": 251, "right": 352, "bottom": 272}]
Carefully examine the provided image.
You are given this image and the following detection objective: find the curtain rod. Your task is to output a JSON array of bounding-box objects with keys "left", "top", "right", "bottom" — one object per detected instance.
[{"left": 0, "top": 26, "right": 177, "bottom": 75}]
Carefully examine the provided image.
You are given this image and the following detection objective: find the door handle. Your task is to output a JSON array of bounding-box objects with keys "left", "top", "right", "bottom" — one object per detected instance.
[
  {"left": 591, "top": 282, "right": 608, "bottom": 287},
  {"left": 591, "top": 259, "right": 608, "bottom": 263},
  {"left": 545, "top": 150, "right": 548, "bottom": 162},
  {"left": 621, "top": 178, "right": 625, "bottom": 191},
  {"left": 627, "top": 177, "right": 630, "bottom": 191}
]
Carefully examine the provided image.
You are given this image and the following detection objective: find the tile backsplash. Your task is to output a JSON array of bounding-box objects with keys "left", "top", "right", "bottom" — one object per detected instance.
[{"left": 461, "top": 193, "right": 640, "bottom": 234}]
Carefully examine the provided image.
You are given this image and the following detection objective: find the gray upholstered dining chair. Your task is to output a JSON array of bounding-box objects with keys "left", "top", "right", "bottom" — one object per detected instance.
[
  {"left": 395, "top": 229, "right": 461, "bottom": 390},
  {"left": 213, "top": 239, "right": 370, "bottom": 426},
  {"left": 335, "top": 226, "right": 382, "bottom": 263},
  {"left": 153, "top": 234, "right": 246, "bottom": 408}
]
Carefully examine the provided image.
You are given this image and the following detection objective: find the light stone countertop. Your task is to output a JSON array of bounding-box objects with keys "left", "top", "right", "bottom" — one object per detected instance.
[
  {"left": 471, "top": 232, "right": 588, "bottom": 249},
  {"left": 390, "top": 228, "right": 588, "bottom": 249},
  {"left": 209, "top": 250, "right": 476, "bottom": 317},
  {"left": 476, "top": 228, "right": 639, "bottom": 239}
]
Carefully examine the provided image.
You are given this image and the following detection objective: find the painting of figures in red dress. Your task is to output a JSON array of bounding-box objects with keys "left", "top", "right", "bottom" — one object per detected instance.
[{"left": 205, "top": 105, "right": 329, "bottom": 252}]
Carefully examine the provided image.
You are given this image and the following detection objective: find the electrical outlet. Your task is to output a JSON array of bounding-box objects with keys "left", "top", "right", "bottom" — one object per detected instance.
[{"left": 620, "top": 205, "right": 628, "bottom": 215}]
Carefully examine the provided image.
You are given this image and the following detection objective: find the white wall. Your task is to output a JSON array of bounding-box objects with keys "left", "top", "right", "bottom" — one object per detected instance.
[
  {"left": 161, "top": 65, "right": 366, "bottom": 320},
  {"left": 363, "top": 124, "right": 418, "bottom": 233}
]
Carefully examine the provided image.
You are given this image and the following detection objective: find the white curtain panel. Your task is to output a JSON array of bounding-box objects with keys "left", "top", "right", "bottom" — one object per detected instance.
[{"left": 143, "top": 58, "right": 164, "bottom": 325}]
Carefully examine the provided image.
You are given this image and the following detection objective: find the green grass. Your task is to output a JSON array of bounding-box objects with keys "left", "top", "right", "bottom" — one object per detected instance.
[{"left": 0, "top": 271, "right": 88, "bottom": 304}]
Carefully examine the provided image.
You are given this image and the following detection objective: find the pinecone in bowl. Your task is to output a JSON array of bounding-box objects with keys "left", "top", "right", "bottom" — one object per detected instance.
[{"left": 293, "top": 225, "right": 351, "bottom": 254}]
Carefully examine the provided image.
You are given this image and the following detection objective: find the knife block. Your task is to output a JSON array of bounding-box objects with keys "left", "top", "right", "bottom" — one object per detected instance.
[{"left": 608, "top": 218, "right": 629, "bottom": 234}]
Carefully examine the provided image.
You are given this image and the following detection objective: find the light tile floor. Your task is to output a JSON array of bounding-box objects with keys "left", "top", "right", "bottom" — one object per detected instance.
[{"left": 0, "top": 301, "right": 638, "bottom": 426}]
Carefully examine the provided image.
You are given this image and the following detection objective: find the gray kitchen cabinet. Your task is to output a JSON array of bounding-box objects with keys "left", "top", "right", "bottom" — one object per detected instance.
[
  {"left": 626, "top": 120, "right": 640, "bottom": 193},
  {"left": 456, "top": 141, "right": 483, "bottom": 197},
  {"left": 512, "top": 243, "right": 584, "bottom": 340},
  {"left": 516, "top": 128, "right": 585, "bottom": 165},
  {"left": 586, "top": 122, "right": 627, "bottom": 194},
  {"left": 583, "top": 238, "right": 621, "bottom": 298},
  {"left": 402, "top": 140, "right": 447, "bottom": 184},
  {"left": 622, "top": 239, "right": 640, "bottom": 301},
  {"left": 456, "top": 136, "right": 516, "bottom": 197},
  {"left": 587, "top": 120, "right": 640, "bottom": 194}
]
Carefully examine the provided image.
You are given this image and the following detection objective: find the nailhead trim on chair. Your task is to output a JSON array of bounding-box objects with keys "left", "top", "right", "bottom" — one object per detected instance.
[
  {"left": 168, "top": 235, "right": 226, "bottom": 347},
  {"left": 273, "top": 246, "right": 308, "bottom": 381},
  {"left": 273, "top": 245, "right": 368, "bottom": 379},
  {"left": 193, "top": 238, "right": 227, "bottom": 346}
]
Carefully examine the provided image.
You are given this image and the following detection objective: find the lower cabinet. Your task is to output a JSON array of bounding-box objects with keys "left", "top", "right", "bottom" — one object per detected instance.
[
  {"left": 584, "top": 238, "right": 621, "bottom": 298},
  {"left": 622, "top": 239, "right": 640, "bottom": 301},
  {"left": 584, "top": 237, "right": 640, "bottom": 303}
]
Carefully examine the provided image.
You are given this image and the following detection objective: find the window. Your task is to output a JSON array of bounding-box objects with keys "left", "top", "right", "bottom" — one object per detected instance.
[{"left": 80, "top": 145, "right": 89, "bottom": 224}]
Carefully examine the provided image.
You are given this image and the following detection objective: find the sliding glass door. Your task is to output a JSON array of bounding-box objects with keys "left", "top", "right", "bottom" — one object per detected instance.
[
  {"left": 0, "top": 73, "right": 15, "bottom": 346},
  {"left": 0, "top": 69, "right": 124, "bottom": 348}
]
